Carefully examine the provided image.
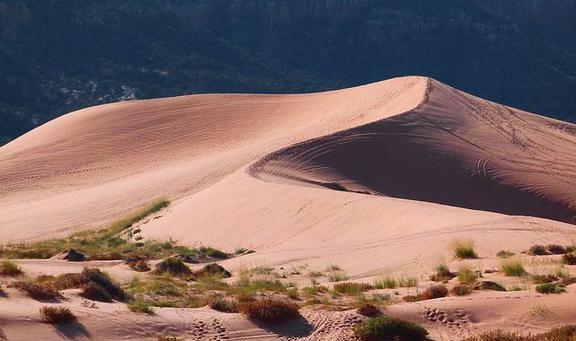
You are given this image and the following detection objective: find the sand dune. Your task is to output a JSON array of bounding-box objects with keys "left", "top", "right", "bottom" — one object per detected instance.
[{"left": 1, "top": 76, "right": 576, "bottom": 339}]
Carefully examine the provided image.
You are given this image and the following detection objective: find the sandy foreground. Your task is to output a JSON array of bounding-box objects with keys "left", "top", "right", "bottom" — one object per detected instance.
[{"left": 1, "top": 76, "right": 576, "bottom": 340}]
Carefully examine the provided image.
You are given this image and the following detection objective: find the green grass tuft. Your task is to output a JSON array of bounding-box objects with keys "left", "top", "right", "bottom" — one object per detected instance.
[{"left": 450, "top": 239, "right": 478, "bottom": 259}]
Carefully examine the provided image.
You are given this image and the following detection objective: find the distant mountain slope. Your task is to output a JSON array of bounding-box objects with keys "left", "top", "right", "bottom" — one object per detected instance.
[{"left": 1, "top": 0, "right": 576, "bottom": 143}]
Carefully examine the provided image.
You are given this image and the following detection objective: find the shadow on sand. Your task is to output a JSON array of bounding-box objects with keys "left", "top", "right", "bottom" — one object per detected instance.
[
  {"left": 253, "top": 316, "right": 314, "bottom": 338},
  {"left": 54, "top": 321, "right": 90, "bottom": 340}
]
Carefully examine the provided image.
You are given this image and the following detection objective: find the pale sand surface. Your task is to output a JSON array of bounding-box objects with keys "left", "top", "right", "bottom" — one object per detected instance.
[{"left": 1, "top": 76, "right": 576, "bottom": 340}]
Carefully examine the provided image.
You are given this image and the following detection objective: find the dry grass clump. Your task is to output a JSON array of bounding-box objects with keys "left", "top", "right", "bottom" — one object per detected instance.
[
  {"left": 12, "top": 281, "right": 61, "bottom": 301},
  {"left": 404, "top": 285, "right": 447, "bottom": 302},
  {"left": 535, "top": 283, "right": 565, "bottom": 294},
  {"left": 354, "top": 316, "right": 428, "bottom": 341},
  {"left": 373, "top": 275, "right": 397, "bottom": 289},
  {"left": 39, "top": 306, "right": 77, "bottom": 324},
  {"left": 0, "top": 260, "right": 23, "bottom": 276},
  {"left": 243, "top": 299, "right": 301, "bottom": 324},
  {"left": 430, "top": 263, "right": 456, "bottom": 282},
  {"left": 332, "top": 282, "right": 373, "bottom": 296},
  {"left": 476, "top": 281, "right": 506, "bottom": 292},
  {"left": 458, "top": 265, "right": 479, "bottom": 285},
  {"left": 562, "top": 253, "right": 576, "bottom": 265},
  {"left": 153, "top": 257, "right": 192, "bottom": 277},
  {"left": 356, "top": 303, "right": 381, "bottom": 317},
  {"left": 496, "top": 250, "right": 514, "bottom": 258},
  {"left": 462, "top": 325, "right": 576, "bottom": 340},
  {"left": 500, "top": 258, "right": 527, "bottom": 277},
  {"left": 451, "top": 284, "right": 473, "bottom": 296},
  {"left": 531, "top": 274, "right": 558, "bottom": 284},
  {"left": 209, "top": 296, "right": 239, "bottom": 313},
  {"left": 128, "top": 299, "right": 154, "bottom": 314},
  {"left": 450, "top": 239, "right": 478, "bottom": 259}
]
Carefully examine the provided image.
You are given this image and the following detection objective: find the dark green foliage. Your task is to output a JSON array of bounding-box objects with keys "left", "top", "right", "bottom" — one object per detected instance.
[
  {"left": 354, "top": 316, "right": 428, "bottom": 341},
  {"left": 332, "top": 282, "right": 373, "bottom": 296},
  {"left": 154, "top": 257, "right": 192, "bottom": 277}
]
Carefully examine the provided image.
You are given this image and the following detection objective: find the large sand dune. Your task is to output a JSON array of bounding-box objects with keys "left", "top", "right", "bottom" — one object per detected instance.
[{"left": 1, "top": 76, "right": 576, "bottom": 339}]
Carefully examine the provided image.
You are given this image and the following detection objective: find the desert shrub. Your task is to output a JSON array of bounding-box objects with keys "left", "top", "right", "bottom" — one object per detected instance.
[
  {"left": 496, "top": 250, "right": 514, "bottom": 258},
  {"left": 195, "top": 263, "right": 231, "bottom": 278},
  {"left": 37, "top": 273, "right": 84, "bottom": 291},
  {"left": 450, "top": 239, "right": 477, "bottom": 259},
  {"left": 476, "top": 281, "right": 506, "bottom": 291},
  {"left": 286, "top": 287, "right": 299, "bottom": 300},
  {"left": 333, "top": 282, "right": 373, "bottom": 296},
  {"left": 154, "top": 257, "right": 192, "bottom": 277},
  {"left": 234, "top": 248, "right": 255, "bottom": 255},
  {"left": 198, "top": 246, "right": 229, "bottom": 259},
  {"left": 209, "top": 296, "right": 239, "bottom": 313},
  {"left": 531, "top": 274, "right": 558, "bottom": 284},
  {"left": 373, "top": 276, "right": 397, "bottom": 289},
  {"left": 12, "top": 281, "right": 61, "bottom": 301},
  {"left": 535, "top": 283, "right": 565, "bottom": 294},
  {"left": 451, "top": 284, "right": 472, "bottom": 296},
  {"left": 128, "top": 260, "right": 151, "bottom": 272},
  {"left": 39, "top": 306, "right": 77, "bottom": 324},
  {"left": 528, "top": 245, "right": 547, "bottom": 256},
  {"left": 501, "top": 258, "right": 527, "bottom": 276},
  {"left": 462, "top": 325, "right": 576, "bottom": 340},
  {"left": 354, "top": 316, "right": 428, "bottom": 341},
  {"left": 421, "top": 285, "right": 448, "bottom": 300},
  {"left": 356, "top": 303, "right": 380, "bottom": 317},
  {"left": 396, "top": 275, "right": 418, "bottom": 288},
  {"left": 562, "top": 253, "right": 576, "bottom": 265},
  {"left": 458, "top": 266, "right": 478, "bottom": 284},
  {"left": 547, "top": 244, "right": 567, "bottom": 254},
  {"left": 0, "top": 260, "right": 23, "bottom": 276},
  {"left": 243, "top": 299, "right": 300, "bottom": 324},
  {"left": 82, "top": 282, "right": 113, "bottom": 302},
  {"left": 81, "top": 268, "right": 126, "bottom": 301},
  {"left": 326, "top": 271, "right": 348, "bottom": 282},
  {"left": 430, "top": 263, "right": 455, "bottom": 282},
  {"left": 128, "top": 299, "right": 154, "bottom": 314}
]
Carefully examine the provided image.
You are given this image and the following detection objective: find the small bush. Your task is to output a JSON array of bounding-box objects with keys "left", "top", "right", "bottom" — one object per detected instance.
[
  {"left": 128, "top": 300, "right": 154, "bottom": 314},
  {"left": 562, "top": 253, "right": 576, "bottom": 265},
  {"left": 0, "top": 260, "right": 23, "bottom": 276},
  {"left": 373, "top": 276, "right": 397, "bottom": 289},
  {"left": 535, "top": 283, "right": 565, "bottom": 294},
  {"left": 354, "top": 316, "right": 428, "bottom": 341},
  {"left": 458, "top": 265, "right": 478, "bottom": 285},
  {"left": 356, "top": 303, "right": 380, "bottom": 317},
  {"left": 450, "top": 239, "right": 478, "bottom": 259},
  {"left": 496, "top": 250, "right": 514, "bottom": 258},
  {"left": 547, "top": 244, "right": 567, "bottom": 255},
  {"left": 531, "top": 274, "right": 558, "bottom": 284},
  {"left": 39, "top": 306, "right": 77, "bottom": 324},
  {"left": 396, "top": 275, "right": 418, "bottom": 288},
  {"left": 501, "top": 258, "right": 527, "bottom": 276},
  {"left": 154, "top": 257, "right": 192, "bottom": 277},
  {"left": 198, "top": 246, "right": 229, "bottom": 259},
  {"left": 451, "top": 284, "right": 472, "bottom": 296},
  {"left": 476, "top": 281, "right": 506, "bottom": 292},
  {"left": 81, "top": 268, "right": 126, "bottom": 302},
  {"left": 333, "top": 282, "right": 373, "bottom": 296},
  {"left": 128, "top": 260, "right": 151, "bottom": 272},
  {"left": 13, "top": 281, "right": 61, "bottom": 301},
  {"left": 209, "top": 296, "right": 239, "bottom": 313},
  {"left": 421, "top": 285, "right": 448, "bottom": 300},
  {"left": 326, "top": 271, "right": 349, "bottom": 282},
  {"left": 430, "top": 263, "right": 455, "bottom": 282},
  {"left": 528, "top": 245, "right": 547, "bottom": 256},
  {"left": 243, "top": 299, "right": 300, "bottom": 324},
  {"left": 195, "top": 264, "right": 231, "bottom": 278},
  {"left": 82, "top": 282, "right": 113, "bottom": 302}
]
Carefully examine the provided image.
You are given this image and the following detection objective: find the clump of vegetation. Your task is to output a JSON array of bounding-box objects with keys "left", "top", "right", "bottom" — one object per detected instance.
[
  {"left": 195, "top": 264, "right": 231, "bottom": 278},
  {"left": 39, "top": 306, "right": 77, "bottom": 324},
  {"left": 422, "top": 285, "right": 448, "bottom": 300},
  {"left": 12, "top": 281, "right": 61, "bottom": 301},
  {"left": 450, "top": 239, "right": 478, "bottom": 259},
  {"left": 326, "top": 270, "right": 349, "bottom": 282},
  {"left": 496, "top": 250, "right": 514, "bottom": 258},
  {"left": 332, "top": 282, "right": 373, "bottom": 296},
  {"left": 547, "top": 244, "right": 567, "bottom": 255},
  {"left": 373, "top": 275, "right": 397, "bottom": 289},
  {"left": 0, "top": 260, "right": 23, "bottom": 276},
  {"left": 528, "top": 245, "right": 547, "bottom": 256},
  {"left": 458, "top": 265, "right": 478, "bottom": 285},
  {"left": 451, "top": 284, "right": 473, "bottom": 296},
  {"left": 356, "top": 303, "right": 381, "bottom": 317},
  {"left": 128, "top": 260, "right": 151, "bottom": 272},
  {"left": 234, "top": 248, "right": 255, "bottom": 255},
  {"left": 531, "top": 274, "right": 558, "bottom": 284},
  {"left": 500, "top": 258, "right": 527, "bottom": 276},
  {"left": 80, "top": 268, "right": 127, "bottom": 302},
  {"left": 476, "top": 281, "right": 506, "bottom": 292},
  {"left": 128, "top": 299, "right": 154, "bottom": 314},
  {"left": 562, "top": 253, "right": 576, "bottom": 265},
  {"left": 153, "top": 257, "right": 192, "bottom": 277},
  {"left": 243, "top": 299, "right": 301, "bottom": 324},
  {"left": 535, "top": 283, "right": 565, "bottom": 294},
  {"left": 462, "top": 325, "right": 576, "bottom": 340},
  {"left": 396, "top": 275, "right": 418, "bottom": 288},
  {"left": 354, "top": 316, "right": 428, "bottom": 341},
  {"left": 429, "top": 262, "right": 456, "bottom": 282},
  {"left": 197, "top": 246, "right": 229, "bottom": 259},
  {"left": 209, "top": 296, "right": 239, "bottom": 313}
]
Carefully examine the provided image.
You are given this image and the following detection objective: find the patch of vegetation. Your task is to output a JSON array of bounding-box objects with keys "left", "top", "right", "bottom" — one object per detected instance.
[
  {"left": 354, "top": 316, "right": 428, "bottom": 341},
  {"left": 531, "top": 274, "right": 558, "bottom": 284},
  {"left": 404, "top": 285, "right": 447, "bottom": 302},
  {"left": 462, "top": 325, "right": 576, "bottom": 340},
  {"left": 500, "top": 258, "right": 527, "bottom": 276},
  {"left": 356, "top": 303, "right": 381, "bottom": 317},
  {"left": 195, "top": 263, "right": 231, "bottom": 278},
  {"left": 429, "top": 263, "right": 456, "bottom": 282},
  {"left": 458, "top": 265, "right": 479, "bottom": 285},
  {"left": 332, "top": 282, "right": 373, "bottom": 296},
  {"left": 0, "top": 260, "right": 23, "bottom": 276},
  {"left": 528, "top": 245, "right": 547, "bottom": 256},
  {"left": 12, "top": 281, "right": 61, "bottom": 301},
  {"left": 451, "top": 284, "right": 472, "bottom": 296},
  {"left": 39, "top": 306, "right": 77, "bottom": 324},
  {"left": 396, "top": 275, "right": 418, "bottom": 288},
  {"left": 326, "top": 270, "right": 349, "bottom": 282},
  {"left": 450, "top": 239, "right": 478, "bottom": 259},
  {"left": 562, "top": 253, "right": 576, "bottom": 265},
  {"left": 535, "top": 283, "right": 565, "bottom": 294},
  {"left": 128, "top": 260, "right": 151, "bottom": 272},
  {"left": 477, "top": 281, "right": 506, "bottom": 292},
  {"left": 209, "top": 296, "right": 239, "bottom": 313},
  {"left": 128, "top": 299, "right": 154, "bottom": 314},
  {"left": 80, "top": 268, "right": 127, "bottom": 302},
  {"left": 243, "top": 299, "right": 301, "bottom": 324},
  {"left": 234, "top": 248, "right": 255, "bottom": 255},
  {"left": 547, "top": 244, "right": 567, "bottom": 254},
  {"left": 153, "top": 257, "right": 192, "bottom": 277},
  {"left": 373, "top": 275, "right": 397, "bottom": 289},
  {"left": 496, "top": 250, "right": 514, "bottom": 258}
]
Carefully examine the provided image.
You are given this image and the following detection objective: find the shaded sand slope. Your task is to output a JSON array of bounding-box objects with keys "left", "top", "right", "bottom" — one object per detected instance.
[{"left": 0, "top": 76, "right": 425, "bottom": 241}]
